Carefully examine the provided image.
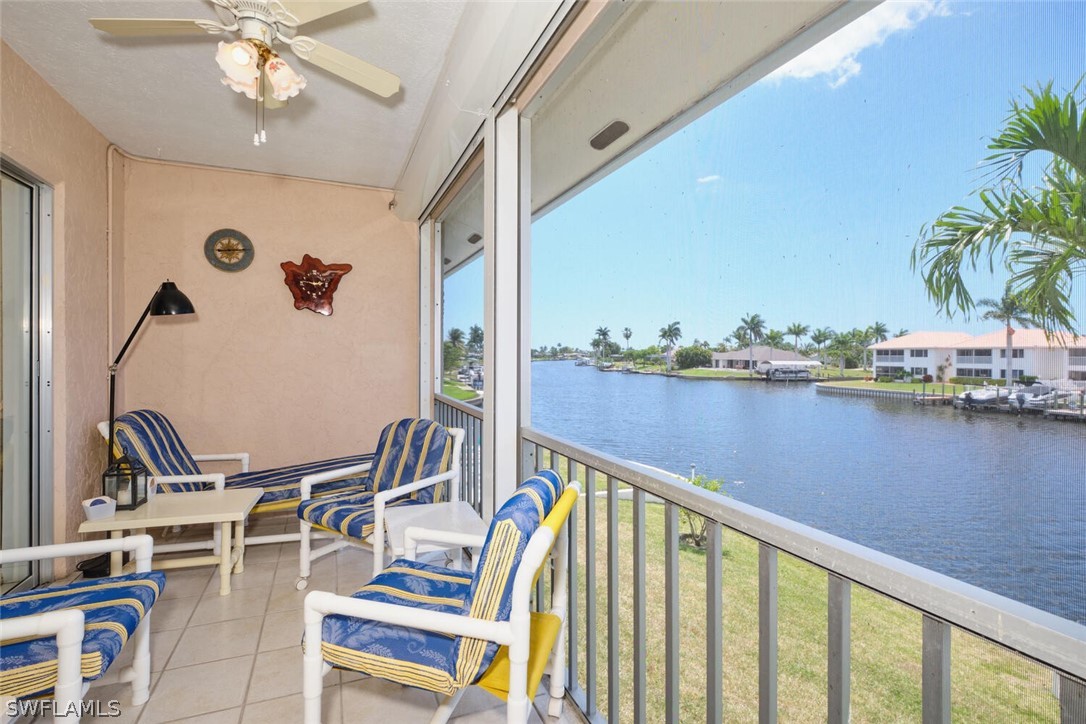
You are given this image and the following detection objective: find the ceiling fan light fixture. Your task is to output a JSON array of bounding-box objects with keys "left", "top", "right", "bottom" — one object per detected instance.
[{"left": 265, "top": 57, "right": 306, "bottom": 101}]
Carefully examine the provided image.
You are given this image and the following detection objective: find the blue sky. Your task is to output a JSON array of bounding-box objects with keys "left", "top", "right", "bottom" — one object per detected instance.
[{"left": 445, "top": 1, "right": 1086, "bottom": 350}]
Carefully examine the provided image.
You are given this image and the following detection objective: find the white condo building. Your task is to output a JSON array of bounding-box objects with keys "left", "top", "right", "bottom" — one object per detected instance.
[{"left": 870, "top": 330, "right": 1086, "bottom": 384}]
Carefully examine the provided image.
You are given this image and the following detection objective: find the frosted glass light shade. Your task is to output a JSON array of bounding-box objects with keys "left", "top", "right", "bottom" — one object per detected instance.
[
  {"left": 265, "top": 57, "right": 306, "bottom": 101},
  {"left": 216, "top": 40, "right": 260, "bottom": 99}
]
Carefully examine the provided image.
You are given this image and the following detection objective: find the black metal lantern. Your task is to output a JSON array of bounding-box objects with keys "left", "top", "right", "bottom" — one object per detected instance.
[{"left": 102, "top": 455, "right": 149, "bottom": 510}]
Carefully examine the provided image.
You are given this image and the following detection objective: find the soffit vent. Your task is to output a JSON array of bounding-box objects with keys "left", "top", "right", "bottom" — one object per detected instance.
[
  {"left": 590, "top": 120, "right": 629, "bottom": 150},
  {"left": 467, "top": 233, "right": 482, "bottom": 245}
]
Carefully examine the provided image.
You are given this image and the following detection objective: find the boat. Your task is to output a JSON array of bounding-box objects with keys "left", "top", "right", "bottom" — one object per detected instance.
[
  {"left": 575, "top": 357, "right": 593, "bottom": 367},
  {"left": 1021, "top": 386, "right": 1074, "bottom": 410},
  {"left": 957, "top": 385, "right": 1010, "bottom": 408}
]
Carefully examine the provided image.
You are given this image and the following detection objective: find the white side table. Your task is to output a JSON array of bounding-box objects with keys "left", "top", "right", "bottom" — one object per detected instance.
[
  {"left": 79, "top": 489, "right": 263, "bottom": 596},
  {"left": 382, "top": 501, "right": 489, "bottom": 572}
]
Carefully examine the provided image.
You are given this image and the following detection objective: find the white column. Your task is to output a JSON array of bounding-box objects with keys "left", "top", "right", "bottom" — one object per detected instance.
[
  {"left": 482, "top": 106, "right": 530, "bottom": 518},
  {"left": 419, "top": 220, "right": 435, "bottom": 418}
]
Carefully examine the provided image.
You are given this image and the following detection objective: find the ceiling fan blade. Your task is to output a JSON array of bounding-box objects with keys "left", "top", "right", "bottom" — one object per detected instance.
[
  {"left": 89, "top": 18, "right": 210, "bottom": 36},
  {"left": 297, "top": 39, "right": 399, "bottom": 98},
  {"left": 283, "top": 1, "right": 368, "bottom": 26}
]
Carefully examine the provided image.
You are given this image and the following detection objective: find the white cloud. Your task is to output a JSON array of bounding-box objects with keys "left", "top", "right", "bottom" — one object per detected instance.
[
  {"left": 697, "top": 174, "right": 721, "bottom": 184},
  {"left": 767, "top": 1, "right": 949, "bottom": 88}
]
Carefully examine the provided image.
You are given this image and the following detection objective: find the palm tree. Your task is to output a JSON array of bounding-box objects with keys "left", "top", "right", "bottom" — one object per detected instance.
[
  {"left": 854, "top": 327, "right": 874, "bottom": 371},
  {"left": 895, "top": 328, "right": 909, "bottom": 338},
  {"left": 447, "top": 328, "right": 465, "bottom": 349},
  {"left": 467, "top": 324, "right": 484, "bottom": 355},
  {"left": 786, "top": 323, "right": 810, "bottom": 355},
  {"left": 739, "top": 313, "right": 766, "bottom": 374},
  {"left": 810, "top": 327, "right": 834, "bottom": 367},
  {"left": 658, "top": 321, "right": 682, "bottom": 371},
  {"left": 866, "top": 322, "right": 889, "bottom": 372},
  {"left": 593, "top": 326, "right": 611, "bottom": 363},
  {"left": 977, "top": 287, "right": 1036, "bottom": 383},
  {"left": 623, "top": 327, "right": 632, "bottom": 352},
  {"left": 827, "top": 333, "right": 853, "bottom": 376},
  {"left": 730, "top": 327, "right": 749, "bottom": 350},
  {"left": 913, "top": 82, "right": 1086, "bottom": 334},
  {"left": 764, "top": 329, "right": 786, "bottom": 350}
]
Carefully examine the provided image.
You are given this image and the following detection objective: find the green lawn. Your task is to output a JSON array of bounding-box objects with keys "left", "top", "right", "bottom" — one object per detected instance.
[
  {"left": 678, "top": 367, "right": 756, "bottom": 378},
  {"left": 539, "top": 453, "right": 1057, "bottom": 722},
  {"left": 441, "top": 379, "right": 481, "bottom": 402}
]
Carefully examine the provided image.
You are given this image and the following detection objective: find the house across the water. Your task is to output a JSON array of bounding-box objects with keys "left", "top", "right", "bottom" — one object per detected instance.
[
  {"left": 711, "top": 345, "right": 813, "bottom": 370},
  {"left": 870, "top": 330, "right": 1085, "bottom": 383}
]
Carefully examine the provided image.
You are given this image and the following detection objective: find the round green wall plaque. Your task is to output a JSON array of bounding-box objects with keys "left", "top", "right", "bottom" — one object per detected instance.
[{"left": 204, "top": 228, "right": 254, "bottom": 272}]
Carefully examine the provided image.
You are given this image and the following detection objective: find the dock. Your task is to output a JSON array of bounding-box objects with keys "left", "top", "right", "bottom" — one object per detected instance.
[
  {"left": 1043, "top": 409, "right": 1086, "bottom": 423},
  {"left": 913, "top": 394, "right": 955, "bottom": 406}
]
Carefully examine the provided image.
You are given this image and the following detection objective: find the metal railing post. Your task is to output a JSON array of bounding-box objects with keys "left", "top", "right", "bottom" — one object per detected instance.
[
  {"left": 759, "top": 543, "right": 779, "bottom": 724},
  {"left": 828, "top": 574, "right": 851, "bottom": 724},
  {"left": 665, "top": 502, "right": 681, "bottom": 723},
  {"left": 922, "top": 615, "right": 952, "bottom": 724},
  {"left": 633, "top": 487, "right": 648, "bottom": 724}
]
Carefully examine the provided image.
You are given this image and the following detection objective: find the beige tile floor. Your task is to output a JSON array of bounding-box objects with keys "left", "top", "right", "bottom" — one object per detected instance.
[{"left": 72, "top": 515, "right": 583, "bottom": 724}]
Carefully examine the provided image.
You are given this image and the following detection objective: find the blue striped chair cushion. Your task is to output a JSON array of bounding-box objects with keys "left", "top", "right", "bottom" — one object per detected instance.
[
  {"left": 113, "top": 410, "right": 371, "bottom": 510},
  {"left": 225, "top": 454, "right": 373, "bottom": 514},
  {"left": 315, "top": 471, "right": 565, "bottom": 695},
  {"left": 297, "top": 492, "right": 428, "bottom": 539},
  {"left": 113, "top": 410, "right": 200, "bottom": 484},
  {"left": 321, "top": 559, "right": 473, "bottom": 695},
  {"left": 0, "top": 572, "right": 166, "bottom": 700},
  {"left": 453, "top": 470, "right": 564, "bottom": 685},
  {"left": 297, "top": 419, "right": 455, "bottom": 537},
  {"left": 367, "top": 419, "right": 453, "bottom": 503}
]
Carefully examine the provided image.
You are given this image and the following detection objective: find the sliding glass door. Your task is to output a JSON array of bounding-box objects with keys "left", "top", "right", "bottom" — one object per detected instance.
[{"left": 1, "top": 166, "right": 52, "bottom": 593}]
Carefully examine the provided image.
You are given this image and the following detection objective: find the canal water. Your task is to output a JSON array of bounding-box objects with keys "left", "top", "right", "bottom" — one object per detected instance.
[{"left": 531, "top": 361, "right": 1086, "bottom": 624}]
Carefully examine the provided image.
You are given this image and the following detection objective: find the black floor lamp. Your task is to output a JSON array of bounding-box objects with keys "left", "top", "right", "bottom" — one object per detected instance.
[{"left": 103, "top": 280, "right": 195, "bottom": 509}]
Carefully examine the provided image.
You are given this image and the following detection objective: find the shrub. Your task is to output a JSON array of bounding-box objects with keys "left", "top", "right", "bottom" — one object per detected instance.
[
  {"left": 1020, "top": 375, "right": 1038, "bottom": 385},
  {"left": 675, "top": 345, "right": 713, "bottom": 370},
  {"left": 679, "top": 474, "right": 727, "bottom": 549},
  {"left": 877, "top": 376, "right": 893, "bottom": 383},
  {"left": 922, "top": 374, "right": 934, "bottom": 383},
  {"left": 949, "top": 377, "right": 1007, "bottom": 386}
]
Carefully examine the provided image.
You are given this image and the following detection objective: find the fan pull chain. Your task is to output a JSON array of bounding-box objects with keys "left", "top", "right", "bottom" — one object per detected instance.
[{"left": 253, "top": 91, "right": 260, "bottom": 146}]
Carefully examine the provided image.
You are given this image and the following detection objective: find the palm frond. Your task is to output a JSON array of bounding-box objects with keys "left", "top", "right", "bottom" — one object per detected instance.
[{"left": 983, "top": 81, "right": 1086, "bottom": 181}]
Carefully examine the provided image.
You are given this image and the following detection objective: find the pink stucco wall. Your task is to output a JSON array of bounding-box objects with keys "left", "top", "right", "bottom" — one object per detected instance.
[
  {"left": 118, "top": 157, "right": 420, "bottom": 468},
  {"left": 1, "top": 42, "right": 111, "bottom": 566},
  {"left": 2, "top": 41, "right": 421, "bottom": 571}
]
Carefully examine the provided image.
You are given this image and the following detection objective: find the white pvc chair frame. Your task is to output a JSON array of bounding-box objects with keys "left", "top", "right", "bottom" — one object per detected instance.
[
  {"left": 301, "top": 482, "right": 580, "bottom": 724},
  {"left": 296, "top": 428, "right": 465, "bottom": 587},
  {"left": 96, "top": 420, "right": 283, "bottom": 557},
  {"left": 0, "top": 535, "right": 156, "bottom": 723}
]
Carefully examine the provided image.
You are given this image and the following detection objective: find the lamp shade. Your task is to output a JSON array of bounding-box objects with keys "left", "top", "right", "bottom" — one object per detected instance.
[
  {"left": 150, "top": 281, "right": 195, "bottom": 316},
  {"left": 265, "top": 57, "right": 306, "bottom": 101},
  {"left": 217, "top": 40, "right": 260, "bottom": 99}
]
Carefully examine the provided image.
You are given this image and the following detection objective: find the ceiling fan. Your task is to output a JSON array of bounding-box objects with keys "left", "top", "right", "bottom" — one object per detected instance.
[{"left": 90, "top": 0, "right": 399, "bottom": 145}]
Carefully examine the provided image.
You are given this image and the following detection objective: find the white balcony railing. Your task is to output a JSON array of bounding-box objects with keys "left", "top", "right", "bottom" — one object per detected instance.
[
  {"left": 523, "top": 427, "right": 1085, "bottom": 724},
  {"left": 432, "top": 395, "right": 1086, "bottom": 722},
  {"left": 433, "top": 394, "right": 484, "bottom": 514}
]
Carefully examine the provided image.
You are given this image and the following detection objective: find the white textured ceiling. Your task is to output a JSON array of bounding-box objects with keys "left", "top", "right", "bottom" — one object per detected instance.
[{"left": 0, "top": 0, "right": 466, "bottom": 188}]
